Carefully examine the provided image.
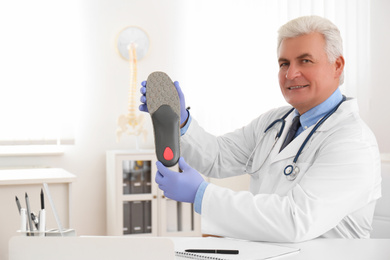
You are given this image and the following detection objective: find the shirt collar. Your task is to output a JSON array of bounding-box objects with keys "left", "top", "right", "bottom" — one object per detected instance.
[{"left": 294, "top": 88, "right": 343, "bottom": 133}]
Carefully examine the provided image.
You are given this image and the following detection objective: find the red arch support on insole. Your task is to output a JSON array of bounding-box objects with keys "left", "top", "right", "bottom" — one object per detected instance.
[{"left": 163, "top": 147, "right": 174, "bottom": 161}]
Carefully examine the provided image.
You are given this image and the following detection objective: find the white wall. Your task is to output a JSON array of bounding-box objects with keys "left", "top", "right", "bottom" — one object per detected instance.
[
  {"left": 369, "top": 0, "right": 390, "bottom": 153},
  {"left": 0, "top": 0, "right": 389, "bottom": 238}
]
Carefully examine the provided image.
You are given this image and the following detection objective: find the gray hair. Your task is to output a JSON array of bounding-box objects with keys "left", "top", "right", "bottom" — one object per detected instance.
[{"left": 277, "top": 16, "right": 344, "bottom": 85}]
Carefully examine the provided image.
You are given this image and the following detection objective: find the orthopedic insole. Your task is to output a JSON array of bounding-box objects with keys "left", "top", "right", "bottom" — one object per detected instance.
[{"left": 146, "top": 71, "right": 180, "bottom": 167}]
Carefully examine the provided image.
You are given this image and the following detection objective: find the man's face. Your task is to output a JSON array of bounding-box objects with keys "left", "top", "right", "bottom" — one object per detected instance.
[{"left": 278, "top": 32, "right": 344, "bottom": 114}]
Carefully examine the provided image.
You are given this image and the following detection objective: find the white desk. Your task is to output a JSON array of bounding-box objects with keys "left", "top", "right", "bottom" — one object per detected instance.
[
  {"left": 7, "top": 236, "right": 390, "bottom": 260},
  {"left": 172, "top": 237, "right": 390, "bottom": 260},
  {"left": 9, "top": 236, "right": 175, "bottom": 260},
  {"left": 272, "top": 239, "right": 390, "bottom": 260}
]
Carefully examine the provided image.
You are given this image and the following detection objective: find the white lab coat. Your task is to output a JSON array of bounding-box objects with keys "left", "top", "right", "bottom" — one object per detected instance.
[{"left": 181, "top": 98, "right": 381, "bottom": 242}]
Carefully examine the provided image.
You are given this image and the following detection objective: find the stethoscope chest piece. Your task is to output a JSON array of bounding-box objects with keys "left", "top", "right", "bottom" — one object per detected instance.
[{"left": 284, "top": 164, "right": 299, "bottom": 181}]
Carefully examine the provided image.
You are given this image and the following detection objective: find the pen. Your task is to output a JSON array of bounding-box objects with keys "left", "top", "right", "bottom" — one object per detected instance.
[
  {"left": 20, "top": 208, "right": 27, "bottom": 232},
  {"left": 25, "top": 192, "right": 34, "bottom": 236},
  {"left": 31, "top": 213, "right": 39, "bottom": 229},
  {"left": 15, "top": 196, "right": 22, "bottom": 214},
  {"left": 40, "top": 189, "right": 45, "bottom": 210},
  {"left": 185, "top": 249, "right": 239, "bottom": 254},
  {"left": 39, "top": 189, "right": 46, "bottom": 236}
]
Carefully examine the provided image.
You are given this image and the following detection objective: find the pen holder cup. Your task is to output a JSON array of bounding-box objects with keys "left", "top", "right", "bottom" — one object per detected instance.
[{"left": 18, "top": 229, "right": 76, "bottom": 237}]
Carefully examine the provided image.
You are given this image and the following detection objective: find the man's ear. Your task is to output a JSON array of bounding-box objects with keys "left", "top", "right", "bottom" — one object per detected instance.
[{"left": 334, "top": 55, "right": 345, "bottom": 78}]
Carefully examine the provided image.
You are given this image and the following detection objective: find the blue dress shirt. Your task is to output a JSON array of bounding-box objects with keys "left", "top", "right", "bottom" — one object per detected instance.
[{"left": 294, "top": 88, "right": 343, "bottom": 137}]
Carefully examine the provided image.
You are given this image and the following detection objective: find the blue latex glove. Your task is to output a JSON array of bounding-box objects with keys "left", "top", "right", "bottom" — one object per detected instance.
[
  {"left": 139, "top": 80, "right": 189, "bottom": 125},
  {"left": 155, "top": 157, "right": 204, "bottom": 203}
]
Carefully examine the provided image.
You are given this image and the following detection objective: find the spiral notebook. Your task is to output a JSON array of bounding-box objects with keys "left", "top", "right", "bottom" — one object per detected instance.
[{"left": 173, "top": 237, "right": 300, "bottom": 260}]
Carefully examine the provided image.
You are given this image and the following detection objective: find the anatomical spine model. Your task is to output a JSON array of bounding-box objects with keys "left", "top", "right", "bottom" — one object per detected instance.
[{"left": 116, "top": 43, "right": 147, "bottom": 144}]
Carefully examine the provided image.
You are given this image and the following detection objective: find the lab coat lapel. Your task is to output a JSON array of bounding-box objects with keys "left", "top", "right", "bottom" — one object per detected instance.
[
  {"left": 312, "top": 97, "right": 356, "bottom": 132},
  {"left": 269, "top": 98, "right": 354, "bottom": 164},
  {"left": 270, "top": 125, "right": 313, "bottom": 164}
]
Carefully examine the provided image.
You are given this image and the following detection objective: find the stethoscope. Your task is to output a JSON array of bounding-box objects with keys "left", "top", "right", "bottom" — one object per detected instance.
[{"left": 245, "top": 95, "right": 346, "bottom": 181}]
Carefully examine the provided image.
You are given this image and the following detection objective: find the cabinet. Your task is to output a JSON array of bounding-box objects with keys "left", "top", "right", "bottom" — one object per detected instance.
[{"left": 106, "top": 150, "right": 201, "bottom": 237}]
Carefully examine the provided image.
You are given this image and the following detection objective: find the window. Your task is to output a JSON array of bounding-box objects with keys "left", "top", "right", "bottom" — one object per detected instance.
[{"left": 0, "top": 1, "right": 84, "bottom": 153}]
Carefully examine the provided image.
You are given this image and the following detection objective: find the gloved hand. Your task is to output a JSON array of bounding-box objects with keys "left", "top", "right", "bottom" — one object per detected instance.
[
  {"left": 139, "top": 80, "right": 189, "bottom": 125},
  {"left": 155, "top": 157, "right": 204, "bottom": 203}
]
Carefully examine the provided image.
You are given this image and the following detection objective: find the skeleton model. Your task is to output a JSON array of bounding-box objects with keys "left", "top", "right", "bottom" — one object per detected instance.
[{"left": 116, "top": 43, "right": 147, "bottom": 145}]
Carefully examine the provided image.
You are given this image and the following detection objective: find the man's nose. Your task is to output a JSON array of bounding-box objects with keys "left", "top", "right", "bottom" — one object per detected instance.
[{"left": 285, "top": 64, "right": 302, "bottom": 80}]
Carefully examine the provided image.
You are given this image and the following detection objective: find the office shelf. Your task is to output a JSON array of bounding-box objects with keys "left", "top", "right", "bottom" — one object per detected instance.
[{"left": 106, "top": 150, "right": 201, "bottom": 237}]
